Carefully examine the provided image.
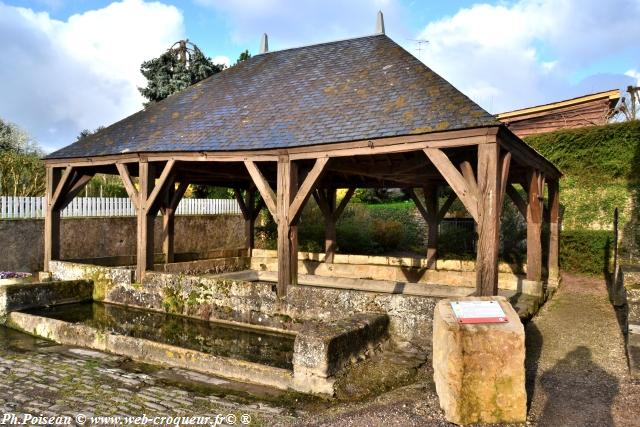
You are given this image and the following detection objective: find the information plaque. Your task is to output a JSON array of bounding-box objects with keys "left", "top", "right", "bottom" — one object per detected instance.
[{"left": 450, "top": 300, "right": 508, "bottom": 324}]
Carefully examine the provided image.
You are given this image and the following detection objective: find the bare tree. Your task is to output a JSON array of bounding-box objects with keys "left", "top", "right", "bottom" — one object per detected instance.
[{"left": 616, "top": 85, "right": 640, "bottom": 121}]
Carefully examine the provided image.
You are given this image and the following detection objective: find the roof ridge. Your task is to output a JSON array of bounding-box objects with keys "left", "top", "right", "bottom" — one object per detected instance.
[{"left": 255, "top": 33, "right": 387, "bottom": 56}]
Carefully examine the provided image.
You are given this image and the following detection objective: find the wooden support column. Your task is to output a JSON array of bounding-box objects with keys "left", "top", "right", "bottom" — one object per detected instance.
[
  {"left": 137, "top": 161, "right": 156, "bottom": 281},
  {"left": 44, "top": 167, "right": 63, "bottom": 271},
  {"left": 44, "top": 166, "right": 95, "bottom": 271},
  {"left": 475, "top": 143, "right": 502, "bottom": 296},
  {"left": 245, "top": 157, "right": 328, "bottom": 296},
  {"left": 547, "top": 179, "right": 560, "bottom": 282},
  {"left": 526, "top": 169, "right": 544, "bottom": 282},
  {"left": 276, "top": 156, "right": 296, "bottom": 295},
  {"left": 234, "top": 187, "right": 258, "bottom": 253},
  {"left": 313, "top": 187, "right": 354, "bottom": 263},
  {"left": 161, "top": 177, "right": 187, "bottom": 264},
  {"left": 423, "top": 183, "right": 439, "bottom": 268}
]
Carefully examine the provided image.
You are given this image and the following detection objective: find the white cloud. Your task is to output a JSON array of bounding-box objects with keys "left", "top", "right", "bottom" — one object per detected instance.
[
  {"left": 212, "top": 55, "right": 231, "bottom": 67},
  {"left": 626, "top": 69, "right": 640, "bottom": 85},
  {"left": 415, "top": 0, "right": 640, "bottom": 113},
  {"left": 195, "top": 0, "right": 409, "bottom": 49},
  {"left": 0, "top": 0, "right": 184, "bottom": 152}
]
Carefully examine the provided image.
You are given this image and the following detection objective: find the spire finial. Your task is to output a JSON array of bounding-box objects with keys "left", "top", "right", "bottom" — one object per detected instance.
[
  {"left": 376, "top": 11, "right": 385, "bottom": 34},
  {"left": 260, "top": 33, "right": 269, "bottom": 54}
]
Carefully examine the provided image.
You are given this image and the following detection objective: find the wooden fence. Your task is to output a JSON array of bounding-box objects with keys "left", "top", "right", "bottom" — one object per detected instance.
[{"left": 0, "top": 196, "right": 241, "bottom": 219}]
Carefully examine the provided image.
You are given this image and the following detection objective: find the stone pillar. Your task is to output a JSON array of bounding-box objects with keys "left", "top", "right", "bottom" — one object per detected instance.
[{"left": 433, "top": 296, "right": 526, "bottom": 425}]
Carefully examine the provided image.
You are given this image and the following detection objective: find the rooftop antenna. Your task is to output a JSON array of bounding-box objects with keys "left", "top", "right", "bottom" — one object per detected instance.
[
  {"left": 408, "top": 39, "right": 429, "bottom": 60},
  {"left": 260, "top": 33, "right": 269, "bottom": 54},
  {"left": 376, "top": 11, "right": 385, "bottom": 34}
]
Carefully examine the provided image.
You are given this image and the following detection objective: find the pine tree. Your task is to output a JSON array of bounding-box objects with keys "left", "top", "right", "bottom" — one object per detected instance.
[{"left": 138, "top": 40, "right": 224, "bottom": 104}]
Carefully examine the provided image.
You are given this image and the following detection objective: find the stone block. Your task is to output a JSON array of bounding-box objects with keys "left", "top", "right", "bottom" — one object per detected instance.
[
  {"left": 293, "top": 313, "right": 389, "bottom": 394},
  {"left": 433, "top": 296, "right": 526, "bottom": 425}
]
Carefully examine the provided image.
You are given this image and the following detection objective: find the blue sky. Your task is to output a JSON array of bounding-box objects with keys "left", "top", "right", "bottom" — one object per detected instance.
[{"left": 1, "top": 0, "right": 639, "bottom": 152}]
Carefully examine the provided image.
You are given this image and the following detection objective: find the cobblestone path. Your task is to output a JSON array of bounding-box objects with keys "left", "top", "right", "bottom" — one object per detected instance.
[
  {"left": 525, "top": 273, "right": 640, "bottom": 427},
  {"left": 0, "top": 327, "right": 296, "bottom": 426}
]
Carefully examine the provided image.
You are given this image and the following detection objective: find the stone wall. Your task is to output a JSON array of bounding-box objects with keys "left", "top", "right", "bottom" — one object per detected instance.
[
  {"left": 0, "top": 215, "right": 244, "bottom": 273},
  {"left": 250, "top": 249, "right": 531, "bottom": 292},
  {"left": 50, "top": 261, "right": 439, "bottom": 352}
]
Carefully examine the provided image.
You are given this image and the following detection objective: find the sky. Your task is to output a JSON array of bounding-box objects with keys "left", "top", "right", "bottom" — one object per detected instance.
[{"left": 1, "top": 0, "right": 639, "bottom": 153}]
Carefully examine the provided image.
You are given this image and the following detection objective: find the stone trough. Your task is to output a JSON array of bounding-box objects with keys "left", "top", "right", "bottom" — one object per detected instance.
[{"left": 0, "top": 274, "right": 389, "bottom": 395}]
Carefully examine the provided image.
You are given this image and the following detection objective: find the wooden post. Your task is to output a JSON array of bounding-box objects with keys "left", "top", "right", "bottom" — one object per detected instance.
[
  {"left": 162, "top": 176, "right": 176, "bottom": 264},
  {"left": 424, "top": 183, "right": 439, "bottom": 268},
  {"left": 526, "top": 169, "right": 543, "bottom": 282},
  {"left": 547, "top": 179, "right": 560, "bottom": 282},
  {"left": 245, "top": 187, "right": 256, "bottom": 250},
  {"left": 314, "top": 187, "right": 354, "bottom": 264},
  {"left": 475, "top": 143, "right": 501, "bottom": 296},
  {"left": 276, "top": 156, "right": 297, "bottom": 296},
  {"left": 44, "top": 167, "right": 62, "bottom": 271},
  {"left": 324, "top": 189, "right": 337, "bottom": 263},
  {"left": 137, "top": 161, "right": 156, "bottom": 281}
]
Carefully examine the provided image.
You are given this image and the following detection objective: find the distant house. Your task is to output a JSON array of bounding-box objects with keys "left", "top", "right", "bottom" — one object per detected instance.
[{"left": 497, "top": 89, "right": 620, "bottom": 138}]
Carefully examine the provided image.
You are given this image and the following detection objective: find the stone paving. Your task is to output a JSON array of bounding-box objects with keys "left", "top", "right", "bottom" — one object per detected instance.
[{"left": 0, "top": 327, "right": 296, "bottom": 426}]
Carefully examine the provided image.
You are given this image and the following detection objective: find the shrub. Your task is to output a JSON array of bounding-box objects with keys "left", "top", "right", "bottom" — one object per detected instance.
[{"left": 559, "top": 230, "right": 613, "bottom": 275}]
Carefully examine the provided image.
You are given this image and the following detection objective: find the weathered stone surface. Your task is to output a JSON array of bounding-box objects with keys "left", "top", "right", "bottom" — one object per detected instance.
[
  {"left": 48, "top": 262, "right": 438, "bottom": 351},
  {"left": 432, "top": 296, "right": 526, "bottom": 425},
  {"left": 7, "top": 311, "right": 294, "bottom": 391},
  {"left": 293, "top": 313, "right": 388, "bottom": 394},
  {"left": 0, "top": 215, "right": 244, "bottom": 272},
  {"left": 0, "top": 280, "right": 92, "bottom": 319},
  {"left": 251, "top": 253, "right": 527, "bottom": 292}
]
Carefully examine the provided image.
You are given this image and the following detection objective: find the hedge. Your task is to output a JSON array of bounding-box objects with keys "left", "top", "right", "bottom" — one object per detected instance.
[
  {"left": 524, "top": 120, "right": 640, "bottom": 182},
  {"left": 559, "top": 230, "right": 613, "bottom": 275}
]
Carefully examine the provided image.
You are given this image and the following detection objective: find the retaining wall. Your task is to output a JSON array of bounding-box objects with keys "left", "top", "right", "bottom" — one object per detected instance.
[{"left": 0, "top": 215, "right": 244, "bottom": 273}]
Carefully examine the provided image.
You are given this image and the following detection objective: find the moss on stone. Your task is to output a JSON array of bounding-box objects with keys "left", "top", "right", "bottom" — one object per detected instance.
[{"left": 91, "top": 269, "right": 115, "bottom": 302}]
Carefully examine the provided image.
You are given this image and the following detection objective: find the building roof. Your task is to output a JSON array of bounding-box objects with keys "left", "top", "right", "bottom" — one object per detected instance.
[
  {"left": 497, "top": 89, "right": 620, "bottom": 120},
  {"left": 47, "top": 34, "right": 499, "bottom": 160}
]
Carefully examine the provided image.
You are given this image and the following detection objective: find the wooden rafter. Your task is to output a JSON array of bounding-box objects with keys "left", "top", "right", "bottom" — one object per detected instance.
[
  {"left": 116, "top": 163, "right": 139, "bottom": 211},
  {"left": 423, "top": 148, "right": 479, "bottom": 221},
  {"left": 244, "top": 160, "right": 277, "bottom": 220},
  {"left": 145, "top": 160, "right": 176, "bottom": 214},
  {"left": 288, "top": 158, "right": 329, "bottom": 225}
]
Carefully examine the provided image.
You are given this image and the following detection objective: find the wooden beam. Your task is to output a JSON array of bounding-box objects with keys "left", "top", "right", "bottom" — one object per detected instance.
[
  {"left": 526, "top": 169, "right": 543, "bottom": 282},
  {"left": 145, "top": 160, "right": 176, "bottom": 215},
  {"left": 161, "top": 176, "right": 177, "bottom": 264},
  {"left": 50, "top": 166, "right": 73, "bottom": 210},
  {"left": 423, "top": 183, "right": 439, "bottom": 269},
  {"left": 506, "top": 184, "right": 527, "bottom": 218},
  {"left": 423, "top": 148, "right": 479, "bottom": 221},
  {"left": 333, "top": 187, "right": 355, "bottom": 221},
  {"left": 437, "top": 192, "right": 457, "bottom": 222},
  {"left": 407, "top": 188, "right": 434, "bottom": 223},
  {"left": 288, "top": 157, "right": 329, "bottom": 225},
  {"left": 136, "top": 161, "right": 156, "bottom": 281},
  {"left": 170, "top": 181, "right": 189, "bottom": 211},
  {"left": 547, "top": 179, "right": 560, "bottom": 282},
  {"left": 116, "top": 163, "right": 139, "bottom": 211},
  {"left": 499, "top": 152, "right": 512, "bottom": 209},
  {"left": 459, "top": 160, "right": 478, "bottom": 196},
  {"left": 244, "top": 160, "right": 277, "bottom": 220},
  {"left": 475, "top": 143, "right": 501, "bottom": 296},
  {"left": 233, "top": 188, "right": 250, "bottom": 220},
  {"left": 276, "top": 156, "right": 297, "bottom": 296},
  {"left": 58, "top": 172, "right": 95, "bottom": 211},
  {"left": 44, "top": 167, "right": 63, "bottom": 271}
]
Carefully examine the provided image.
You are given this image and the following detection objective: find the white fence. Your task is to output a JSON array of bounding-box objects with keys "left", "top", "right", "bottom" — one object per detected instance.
[{"left": 0, "top": 196, "right": 241, "bottom": 219}]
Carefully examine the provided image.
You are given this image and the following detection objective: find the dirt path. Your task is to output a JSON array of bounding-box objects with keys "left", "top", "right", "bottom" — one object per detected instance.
[{"left": 526, "top": 273, "right": 640, "bottom": 427}]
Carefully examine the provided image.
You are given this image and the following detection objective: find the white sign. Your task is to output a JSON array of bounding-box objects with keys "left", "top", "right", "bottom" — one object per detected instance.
[{"left": 450, "top": 300, "right": 508, "bottom": 324}]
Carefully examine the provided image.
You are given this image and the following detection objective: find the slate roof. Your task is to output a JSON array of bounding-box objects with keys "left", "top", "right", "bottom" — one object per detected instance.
[{"left": 47, "top": 34, "right": 500, "bottom": 159}]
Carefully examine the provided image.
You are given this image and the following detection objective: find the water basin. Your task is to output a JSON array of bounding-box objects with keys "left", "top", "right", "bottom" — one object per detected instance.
[{"left": 22, "top": 302, "right": 295, "bottom": 370}]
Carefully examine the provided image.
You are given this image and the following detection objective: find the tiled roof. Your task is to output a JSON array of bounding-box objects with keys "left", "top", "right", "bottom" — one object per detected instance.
[{"left": 47, "top": 34, "right": 499, "bottom": 159}]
